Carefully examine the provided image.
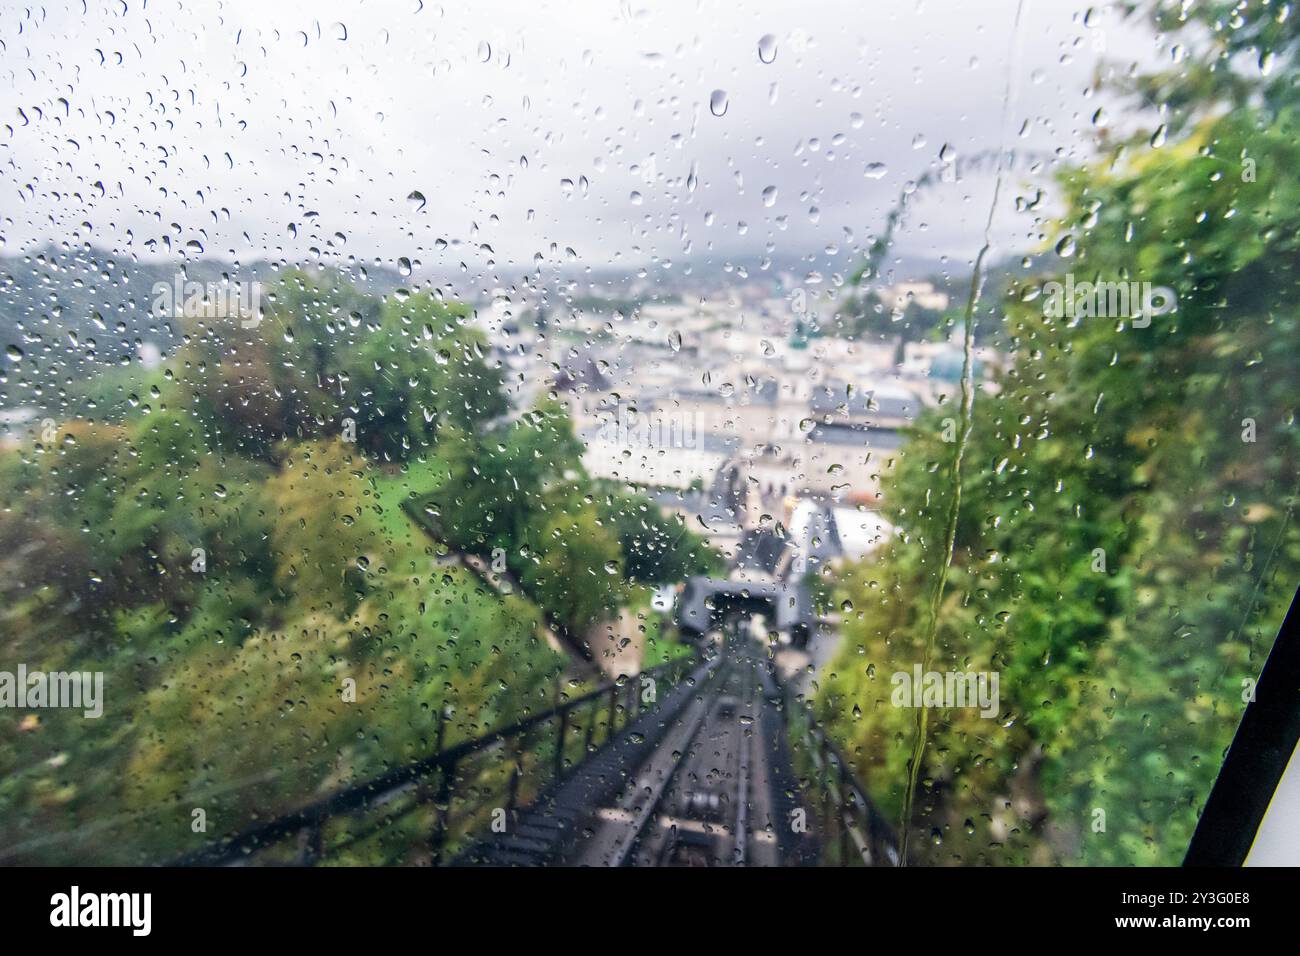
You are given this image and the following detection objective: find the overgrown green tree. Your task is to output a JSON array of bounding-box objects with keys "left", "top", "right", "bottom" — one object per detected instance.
[{"left": 819, "top": 0, "right": 1300, "bottom": 865}]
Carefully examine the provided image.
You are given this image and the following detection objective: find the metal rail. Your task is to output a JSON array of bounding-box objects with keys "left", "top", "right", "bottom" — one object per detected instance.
[
  {"left": 606, "top": 684, "right": 717, "bottom": 867},
  {"left": 608, "top": 641, "right": 761, "bottom": 866},
  {"left": 732, "top": 661, "right": 753, "bottom": 866},
  {"left": 771, "top": 663, "right": 900, "bottom": 866}
]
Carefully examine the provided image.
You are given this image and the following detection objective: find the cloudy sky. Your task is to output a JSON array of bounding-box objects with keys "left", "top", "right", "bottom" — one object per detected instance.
[{"left": 0, "top": 0, "right": 1168, "bottom": 291}]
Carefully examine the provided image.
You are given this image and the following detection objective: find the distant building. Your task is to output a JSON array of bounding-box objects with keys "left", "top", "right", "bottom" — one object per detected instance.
[
  {"left": 882, "top": 280, "right": 950, "bottom": 313},
  {"left": 831, "top": 506, "right": 896, "bottom": 559},
  {"left": 581, "top": 423, "right": 738, "bottom": 492},
  {"left": 0, "top": 406, "right": 39, "bottom": 449},
  {"left": 138, "top": 342, "right": 162, "bottom": 369}
]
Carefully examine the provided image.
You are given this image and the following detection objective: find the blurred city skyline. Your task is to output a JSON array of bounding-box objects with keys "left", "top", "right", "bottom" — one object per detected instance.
[{"left": 2, "top": 0, "right": 1163, "bottom": 285}]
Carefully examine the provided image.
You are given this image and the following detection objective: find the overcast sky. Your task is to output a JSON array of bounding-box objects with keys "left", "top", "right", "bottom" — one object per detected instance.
[{"left": 1, "top": 0, "right": 1167, "bottom": 291}]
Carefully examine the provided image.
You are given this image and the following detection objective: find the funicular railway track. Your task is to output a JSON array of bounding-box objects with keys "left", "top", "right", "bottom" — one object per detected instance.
[
  {"left": 569, "top": 629, "right": 773, "bottom": 866},
  {"left": 463, "top": 616, "right": 889, "bottom": 867},
  {"left": 458, "top": 619, "right": 797, "bottom": 866},
  {"left": 177, "top": 620, "right": 896, "bottom": 867}
]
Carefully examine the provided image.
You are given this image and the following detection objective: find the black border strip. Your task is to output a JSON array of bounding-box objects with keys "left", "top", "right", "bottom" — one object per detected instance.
[{"left": 1184, "top": 585, "right": 1300, "bottom": 866}]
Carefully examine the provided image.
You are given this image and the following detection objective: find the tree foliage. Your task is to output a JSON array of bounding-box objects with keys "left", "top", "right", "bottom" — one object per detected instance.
[
  {"left": 819, "top": 1, "right": 1300, "bottom": 865},
  {"left": 0, "top": 274, "right": 677, "bottom": 862}
]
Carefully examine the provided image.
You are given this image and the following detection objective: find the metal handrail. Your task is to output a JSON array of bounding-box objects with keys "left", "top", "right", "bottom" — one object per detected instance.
[
  {"left": 774, "top": 671, "right": 900, "bottom": 866},
  {"left": 173, "top": 654, "right": 696, "bottom": 866}
]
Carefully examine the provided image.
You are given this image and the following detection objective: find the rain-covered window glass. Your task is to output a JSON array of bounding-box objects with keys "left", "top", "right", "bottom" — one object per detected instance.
[{"left": 0, "top": 0, "right": 1295, "bottom": 868}]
